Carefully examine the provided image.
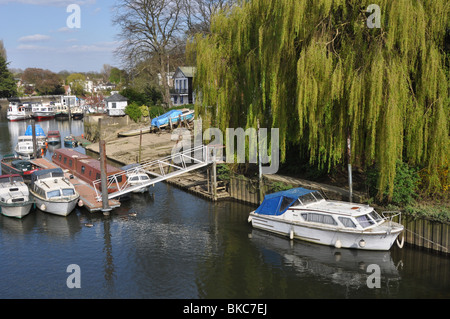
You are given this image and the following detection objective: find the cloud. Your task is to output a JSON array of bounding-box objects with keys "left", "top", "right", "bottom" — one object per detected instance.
[
  {"left": 18, "top": 34, "right": 51, "bottom": 42},
  {"left": 17, "top": 44, "right": 51, "bottom": 51}
]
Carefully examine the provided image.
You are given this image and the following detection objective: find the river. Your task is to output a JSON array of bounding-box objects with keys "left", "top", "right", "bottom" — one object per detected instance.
[{"left": 0, "top": 115, "right": 448, "bottom": 301}]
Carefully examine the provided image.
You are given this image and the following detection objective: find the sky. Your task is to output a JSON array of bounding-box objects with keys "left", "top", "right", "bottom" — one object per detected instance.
[{"left": 0, "top": 0, "right": 122, "bottom": 73}]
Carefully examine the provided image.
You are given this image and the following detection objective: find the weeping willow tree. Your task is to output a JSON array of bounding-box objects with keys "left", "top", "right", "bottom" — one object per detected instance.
[{"left": 189, "top": 0, "right": 449, "bottom": 200}]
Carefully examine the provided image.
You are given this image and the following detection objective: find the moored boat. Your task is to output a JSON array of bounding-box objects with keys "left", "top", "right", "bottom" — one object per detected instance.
[
  {"left": 71, "top": 107, "right": 84, "bottom": 120},
  {"left": 248, "top": 187, "right": 404, "bottom": 251},
  {"left": 29, "top": 168, "right": 80, "bottom": 216},
  {"left": 118, "top": 127, "right": 151, "bottom": 137},
  {"left": 0, "top": 174, "right": 34, "bottom": 218},
  {"left": 6, "top": 102, "right": 32, "bottom": 121},
  {"left": 1, "top": 155, "right": 41, "bottom": 183},
  {"left": 63, "top": 135, "right": 78, "bottom": 147},
  {"left": 55, "top": 103, "right": 69, "bottom": 120},
  {"left": 32, "top": 103, "right": 55, "bottom": 121},
  {"left": 122, "top": 164, "right": 151, "bottom": 193},
  {"left": 151, "top": 108, "right": 194, "bottom": 129},
  {"left": 47, "top": 131, "right": 61, "bottom": 144}
]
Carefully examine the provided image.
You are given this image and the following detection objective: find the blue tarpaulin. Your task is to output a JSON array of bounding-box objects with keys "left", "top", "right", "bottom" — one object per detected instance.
[
  {"left": 25, "top": 125, "right": 46, "bottom": 137},
  {"left": 151, "top": 109, "right": 183, "bottom": 128},
  {"left": 255, "top": 187, "right": 315, "bottom": 216}
]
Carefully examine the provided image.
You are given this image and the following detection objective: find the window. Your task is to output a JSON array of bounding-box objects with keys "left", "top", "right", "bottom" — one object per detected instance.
[
  {"left": 81, "top": 166, "right": 85, "bottom": 174},
  {"left": 279, "top": 197, "right": 293, "bottom": 213},
  {"left": 69, "top": 159, "right": 73, "bottom": 167},
  {"left": 302, "top": 213, "right": 337, "bottom": 225},
  {"left": 62, "top": 189, "right": 75, "bottom": 196},
  {"left": 59, "top": 155, "right": 62, "bottom": 162},
  {"left": 369, "top": 211, "right": 383, "bottom": 223},
  {"left": 298, "top": 193, "right": 318, "bottom": 205},
  {"left": 356, "top": 214, "right": 375, "bottom": 228},
  {"left": 47, "top": 190, "right": 61, "bottom": 199},
  {"left": 338, "top": 217, "right": 357, "bottom": 228},
  {"left": 112, "top": 102, "right": 116, "bottom": 108},
  {"left": 64, "top": 157, "right": 67, "bottom": 164}
]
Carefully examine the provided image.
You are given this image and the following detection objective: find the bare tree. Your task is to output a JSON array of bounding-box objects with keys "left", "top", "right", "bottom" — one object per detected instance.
[
  {"left": 184, "top": 0, "right": 236, "bottom": 35},
  {"left": 114, "top": 0, "right": 185, "bottom": 107}
]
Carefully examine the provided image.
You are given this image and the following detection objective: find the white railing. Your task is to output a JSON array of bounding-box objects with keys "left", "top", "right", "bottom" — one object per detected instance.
[{"left": 92, "top": 144, "right": 218, "bottom": 200}]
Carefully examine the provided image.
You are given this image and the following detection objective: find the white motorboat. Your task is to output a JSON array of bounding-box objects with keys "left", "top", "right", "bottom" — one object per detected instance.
[
  {"left": 248, "top": 188, "right": 404, "bottom": 251},
  {"left": 0, "top": 174, "right": 34, "bottom": 218},
  {"left": 127, "top": 170, "right": 151, "bottom": 193},
  {"left": 32, "top": 103, "right": 55, "bottom": 121},
  {"left": 30, "top": 168, "right": 80, "bottom": 216},
  {"left": 15, "top": 141, "right": 35, "bottom": 158},
  {"left": 7, "top": 102, "right": 32, "bottom": 121}
]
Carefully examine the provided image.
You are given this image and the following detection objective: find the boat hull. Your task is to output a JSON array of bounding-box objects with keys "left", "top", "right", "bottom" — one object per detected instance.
[
  {"left": 32, "top": 195, "right": 79, "bottom": 216},
  {"left": 33, "top": 113, "right": 55, "bottom": 121},
  {"left": 7, "top": 115, "right": 31, "bottom": 121},
  {"left": 0, "top": 202, "right": 34, "bottom": 218},
  {"left": 249, "top": 213, "right": 403, "bottom": 251}
]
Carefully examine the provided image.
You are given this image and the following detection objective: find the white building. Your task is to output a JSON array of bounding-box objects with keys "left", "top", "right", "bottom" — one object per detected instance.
[
  {"left": 104, "top": 93, "right": 128, "bottom": 116},
  {"left": 170, "top": 67, "right": 196, "bottom": 106}
]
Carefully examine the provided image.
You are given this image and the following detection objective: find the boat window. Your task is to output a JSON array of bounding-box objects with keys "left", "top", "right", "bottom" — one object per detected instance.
[
  {"left": 311, "top": 191, "right": 324, "bottom": 201},
  {"left": 59, "top": 155, "right": 62, "bottom": 162},
  {"left": 338, "top": 217, "right": 357, "bottom": 228},
  {"left": 130, "top": 176, "right": 139, "bottom": 181},
  {"left": 12, "top": 198, "right": 25, "bottom": 203},
  {"left": 279, "top": 197, "right": 294, "bottom": 213},
  {"left": 140, "top": 175, "right": 149, "bottom": 180},
  {"left": 81, "top": 166, "right": 85, "bottom": 174},
  {"left": 69, "top": 159, "right": 73, "bottom": 167},
  {"left": 302, "top": 213, "right": 337, "bottom": 225},
  {"left": 369, "top": 211, "right": 383, "bottom": 223},
  {"left": 356, "top": 214, "right": 375, "bottom": 228},
  {"left": 298, "top": 193, "right": 318, "bottom": 205},
  {"left": 62, "top": 188, "right": 75, "bottom": 196},
  {"left": 64, "top": 157, "right": 67, "bottom": 164},
  {"left": 47, "top": 190, "right": 61, "bottom": 199}
]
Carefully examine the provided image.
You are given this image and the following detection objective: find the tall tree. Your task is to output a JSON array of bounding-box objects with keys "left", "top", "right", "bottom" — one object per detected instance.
[
  {"left": 114, "top": 0, "right": 185, "bottom": 107},
  {"left": 0, "top": 55, "right": 17, "bottom": 98},
  {"left": 191, "top": 0, "right": 449, "bottom": 200},
  {"left": 22, "top": 68, "right": 64, "bottom": 95}
]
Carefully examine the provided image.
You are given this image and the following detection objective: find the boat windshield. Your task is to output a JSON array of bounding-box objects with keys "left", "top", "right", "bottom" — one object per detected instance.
[
  {"left": 356, "top": 214, "right": 376, "bottom": 228},
  {"left": 62, "top": 188, "right": 75, "bottom": 196},
  {"left": 47, "top": 190, "right": 61, "bottom": 199},
  {"left": 298, "top": 191, "right": 324, "bottom": 205}
]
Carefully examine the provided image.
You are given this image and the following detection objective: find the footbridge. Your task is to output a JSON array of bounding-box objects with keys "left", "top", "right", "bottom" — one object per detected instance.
[{"left": 92, "top": 144, "right": 220, "bottom": 201}]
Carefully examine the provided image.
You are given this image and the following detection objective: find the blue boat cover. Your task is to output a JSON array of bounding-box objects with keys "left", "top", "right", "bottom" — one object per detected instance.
[
  {"left": 25, "top": 124, "right": 46, "bottom": 137},
  {"left": 255, "top": 187, "right": 315, "bottom": 216},
  {"left": 151, "top": 109, "right": 183, "bottom": 128}
]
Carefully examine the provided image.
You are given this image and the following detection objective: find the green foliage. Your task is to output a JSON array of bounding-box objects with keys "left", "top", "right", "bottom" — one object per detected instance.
[
  {"left": 190, "top": 0, "right": 450, "bottom": 201},
  {"left": 125, "top": 102, "right": 142, "bottom": 122},
  {"left": 0, "top": 56, "right": 17, "bottom": 98},
  {"left": 367, "top": 161, "right": 420, "bottom": 206},
  {"left": 120, "top": 85, "right": 163, "bottom": 106}
]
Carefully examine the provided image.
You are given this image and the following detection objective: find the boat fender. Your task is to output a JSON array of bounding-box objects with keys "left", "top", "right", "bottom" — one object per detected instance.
[
  {"left": 335, "top": 239, "right": 342, "bottom": 249},
  {"left": 289, "top": 229, "right": 294, "bottom": 240},
  {"left": 78, "top": 199, "right": 84, "bottom": 207},
  {"left": 247, "top": 215, "right": 252, "bottom": 223},
  {"left": 359, "top": 239, "right": 366, "bottom": 248},
  {"left": 396, "top": 233, "right": 404, "bottom": 249},
  {"left": 40, "top": 203, "right": 46, "bottom": 211}
]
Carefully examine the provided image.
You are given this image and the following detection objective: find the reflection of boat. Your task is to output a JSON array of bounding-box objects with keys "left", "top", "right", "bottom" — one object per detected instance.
[
  {"left": 47, "top": 130, "right": 61, "bottom": 144},
  {"left": 1, "top": 155, "right": 41, "bottom": 183},
  {"left": 0, "top": 174, "right": 34, "bottom": 218},
  {"left": 151, "top": 108, "right": 194, "bottom": 129},
  {"left": 248, "top": 188, "right": 404, "bottom": 251},
  {"left": 15, "top": 141, "right": 36, "bottom": 158},
  {"left": 30, "top": 168, "right": 80, "bottom": 216},
  {"left": 250, "top": 229, "right": 401, "bottom": 290},
  {"left": 32, "top": 103, "right": 55, "bottom": 121},
  {"left": 7, "top": 102, "right": 32, "bottom": 121}
]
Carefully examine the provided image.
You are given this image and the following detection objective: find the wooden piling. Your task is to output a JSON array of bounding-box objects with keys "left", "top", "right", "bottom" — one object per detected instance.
[{"left": 99, "top": 140, "right": 110, "bottom": 215}]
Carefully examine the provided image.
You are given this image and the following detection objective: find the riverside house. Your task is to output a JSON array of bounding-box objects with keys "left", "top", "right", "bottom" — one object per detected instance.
[
  {"left": 105, "top": 93, "right": 128, "bottom": 116},
  {"left": 171, "top": 66, "right": 196, "bottom": 106}
]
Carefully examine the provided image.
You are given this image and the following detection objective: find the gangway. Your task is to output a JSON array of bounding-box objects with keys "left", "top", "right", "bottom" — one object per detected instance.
[{"left": 92, "top": 144, "right": 219, "bottom": 200}]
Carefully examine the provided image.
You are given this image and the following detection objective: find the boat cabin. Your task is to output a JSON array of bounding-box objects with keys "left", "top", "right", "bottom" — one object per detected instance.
[
  {"left": 255, "top": 188, "right": 388, "bottom": 231},
  {"left": 52, "top": 148, "right": 127, "bottom": 192},
  {"left": 30, "top": 168, "right": 77, "bottom": 201}
]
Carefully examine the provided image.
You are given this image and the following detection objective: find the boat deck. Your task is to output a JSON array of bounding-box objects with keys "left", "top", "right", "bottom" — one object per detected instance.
[{"left": 30, "top": 158, "right": 121, "bottom": 213}]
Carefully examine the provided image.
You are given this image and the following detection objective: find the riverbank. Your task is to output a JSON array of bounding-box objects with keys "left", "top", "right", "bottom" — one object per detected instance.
[{"left": 82, "top": 115, "right": 449, "bottom": 255}]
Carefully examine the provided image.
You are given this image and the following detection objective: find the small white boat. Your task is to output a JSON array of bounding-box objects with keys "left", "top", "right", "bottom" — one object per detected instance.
[
  {"left": 15, "top": 141, "right": 36, "bottom": 158},
  {"left": 30, "top": 168, "right": 80, "bottom": 216},
  {"left": 0, "top": 174, "right": 34, "bottom": 218},
  {"left": 248, "top": 188, "right": 404, "bottom": 251},
  {"left": 127, "top": 170, "right": 151, "bottom": 193},
  {"left": 7, "top": 102, "right": 32, "bottom": 121}
]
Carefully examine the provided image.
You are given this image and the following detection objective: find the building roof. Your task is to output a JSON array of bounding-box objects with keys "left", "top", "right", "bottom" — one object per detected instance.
[
  {"left": 174, "top": 66, "right": 196, "bottom": 78},
  {"left": 104, "top": 93, "right": 128, "bottom": 102}
]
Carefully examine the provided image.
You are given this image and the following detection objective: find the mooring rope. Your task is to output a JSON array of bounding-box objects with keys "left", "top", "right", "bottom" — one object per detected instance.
[{"left": 403, "top": 228, "right": 448, "bottom": 252}]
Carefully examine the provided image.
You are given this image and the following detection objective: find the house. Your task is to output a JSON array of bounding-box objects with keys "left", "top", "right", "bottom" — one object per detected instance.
[
  {"left": 170, "top": 66, "right": 196, "bottom": 106},
  {"left": 104, "top": 93, "right": 128, "bottom": 116}
]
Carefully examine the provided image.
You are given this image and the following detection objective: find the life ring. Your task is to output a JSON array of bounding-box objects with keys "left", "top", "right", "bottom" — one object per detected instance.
[{"left": 396, "top": 232, "right": 405, "bottom": 248}]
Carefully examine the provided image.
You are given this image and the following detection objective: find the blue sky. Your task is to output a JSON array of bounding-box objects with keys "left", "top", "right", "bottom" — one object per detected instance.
[{"left": 0, "top": 0, "right": 121, "bottom": 73}]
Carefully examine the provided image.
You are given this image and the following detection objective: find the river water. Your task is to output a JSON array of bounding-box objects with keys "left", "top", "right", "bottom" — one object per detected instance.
[{"left": 0, "top": 116, "right": 449, "bottom": 300}]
